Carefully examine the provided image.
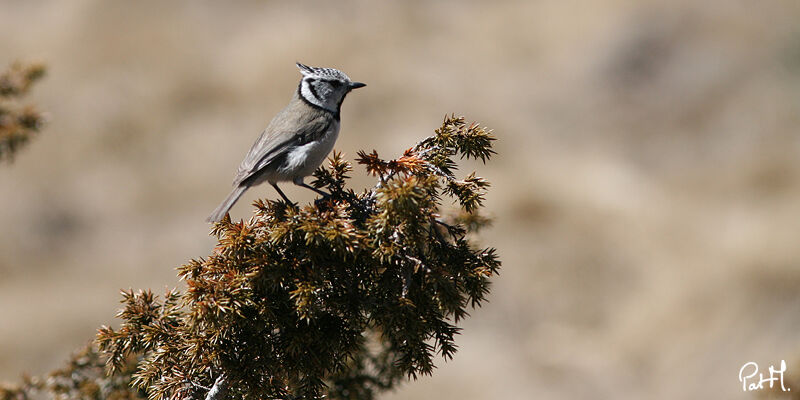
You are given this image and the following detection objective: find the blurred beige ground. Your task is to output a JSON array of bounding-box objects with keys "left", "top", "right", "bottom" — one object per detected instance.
[{"left": 2, "top": 1, "right": 800, "bottom": 399}]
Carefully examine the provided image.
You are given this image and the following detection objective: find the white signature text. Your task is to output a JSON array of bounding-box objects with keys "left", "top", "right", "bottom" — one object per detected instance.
[{"left": 739, "top": 360, "right": 790, "bottom": 392}]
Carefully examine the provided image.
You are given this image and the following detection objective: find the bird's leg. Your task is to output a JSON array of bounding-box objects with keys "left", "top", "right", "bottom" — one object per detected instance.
[
  {"left": 293, "top": 179, "right": 330, "bottom": 198},
  {"left": 271, "top": 183, "right": 296, "bottom": 206}
]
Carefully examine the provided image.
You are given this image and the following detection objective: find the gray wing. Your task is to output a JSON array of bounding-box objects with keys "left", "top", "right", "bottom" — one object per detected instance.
[{"left": 233, "top": 100, "right": 333, "bottom": 186}]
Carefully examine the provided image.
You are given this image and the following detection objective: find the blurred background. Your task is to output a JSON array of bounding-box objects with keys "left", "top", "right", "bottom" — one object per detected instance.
[{"left": 1, "top": 0, "right": 800, "bottom": 399}]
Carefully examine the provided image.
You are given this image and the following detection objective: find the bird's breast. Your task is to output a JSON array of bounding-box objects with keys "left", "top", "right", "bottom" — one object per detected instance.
[{"left": 280, "top": 120, "right": 340, "bottom": 178}]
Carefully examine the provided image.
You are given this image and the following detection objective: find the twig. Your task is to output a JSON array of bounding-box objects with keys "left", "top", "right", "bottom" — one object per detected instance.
[
  {"left": 205, "top": 374, "right": 228, "bottom": 400},
  {"left": 433, "top": 218, "right": 464, "bottom": 241}
]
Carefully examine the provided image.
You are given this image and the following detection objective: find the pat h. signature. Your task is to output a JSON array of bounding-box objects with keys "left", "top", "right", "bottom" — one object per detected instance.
[{"left": 739, "top": 360, "right": 790, "bottom": 392}]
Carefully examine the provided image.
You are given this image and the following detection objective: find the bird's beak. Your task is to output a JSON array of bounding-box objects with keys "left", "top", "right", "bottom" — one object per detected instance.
[{"left": 349, "top": 82, "right": 366, "bottom": 90}]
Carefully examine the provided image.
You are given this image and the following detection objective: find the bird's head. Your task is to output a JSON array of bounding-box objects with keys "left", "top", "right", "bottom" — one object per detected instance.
[{"left": 297, "top": 62, "right": 365, "bottom": 113}]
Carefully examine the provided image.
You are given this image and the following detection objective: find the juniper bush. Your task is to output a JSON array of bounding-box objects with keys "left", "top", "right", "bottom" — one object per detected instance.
[{"left": 1, "top": 116, "right": 499, "bottom": 400}]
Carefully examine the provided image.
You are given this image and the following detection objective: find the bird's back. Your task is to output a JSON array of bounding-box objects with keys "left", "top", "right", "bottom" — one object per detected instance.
[{"left": 234, "top": 91, "right": 335, "bottom": 186}]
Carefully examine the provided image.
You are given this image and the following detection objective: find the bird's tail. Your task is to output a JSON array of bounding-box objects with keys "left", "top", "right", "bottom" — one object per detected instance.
[{"left": 207, "top": 185, "right": 249, "bottom": 223}]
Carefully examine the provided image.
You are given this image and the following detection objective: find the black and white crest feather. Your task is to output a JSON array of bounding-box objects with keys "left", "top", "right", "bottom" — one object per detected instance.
[{"left": 296, "top": 62, "right": 352, "bottom": 82}]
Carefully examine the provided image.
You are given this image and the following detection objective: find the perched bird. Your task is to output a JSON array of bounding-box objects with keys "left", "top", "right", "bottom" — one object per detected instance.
[{"left": 207, "top": 63, "right": 365, "bottom": 222}]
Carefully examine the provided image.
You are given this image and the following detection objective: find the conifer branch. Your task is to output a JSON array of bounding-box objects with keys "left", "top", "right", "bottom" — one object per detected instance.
[
  {"left": 0, "top": 62, "right": 46, "bottom": 162},
  {"left": 2, "top": 115, "right": 499, "bottom": 400}
]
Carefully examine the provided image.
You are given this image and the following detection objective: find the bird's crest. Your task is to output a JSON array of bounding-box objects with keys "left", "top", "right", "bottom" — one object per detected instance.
[{"left": 296, "top": 62, "right": 352, "bottom": 82}]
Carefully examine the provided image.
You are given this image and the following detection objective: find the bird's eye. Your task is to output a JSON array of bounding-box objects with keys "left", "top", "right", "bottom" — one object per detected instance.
[{"left": 329, "top": 80, "right": 343, "bottom": 88}]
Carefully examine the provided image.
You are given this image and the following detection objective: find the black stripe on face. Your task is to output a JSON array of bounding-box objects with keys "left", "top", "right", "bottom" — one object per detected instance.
[
  {"left": 323, "top": 79, "right": 343, "bottom": 88},
  {"left": 305, "top": 78, "right": 321, "bottom": 100}
]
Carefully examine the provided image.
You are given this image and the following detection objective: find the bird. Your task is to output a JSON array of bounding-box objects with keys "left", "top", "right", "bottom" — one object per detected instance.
[{"left": 207, "top": 63, "right": 365, "bottom": 222}]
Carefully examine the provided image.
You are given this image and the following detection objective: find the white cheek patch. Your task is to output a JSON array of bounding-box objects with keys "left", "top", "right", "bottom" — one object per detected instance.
[
  {"left": 300, "top": 81, "right": 325, "bottom": 109},
  {"left": 299, "top": 79, "right": 345, "bottom": 113}
]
